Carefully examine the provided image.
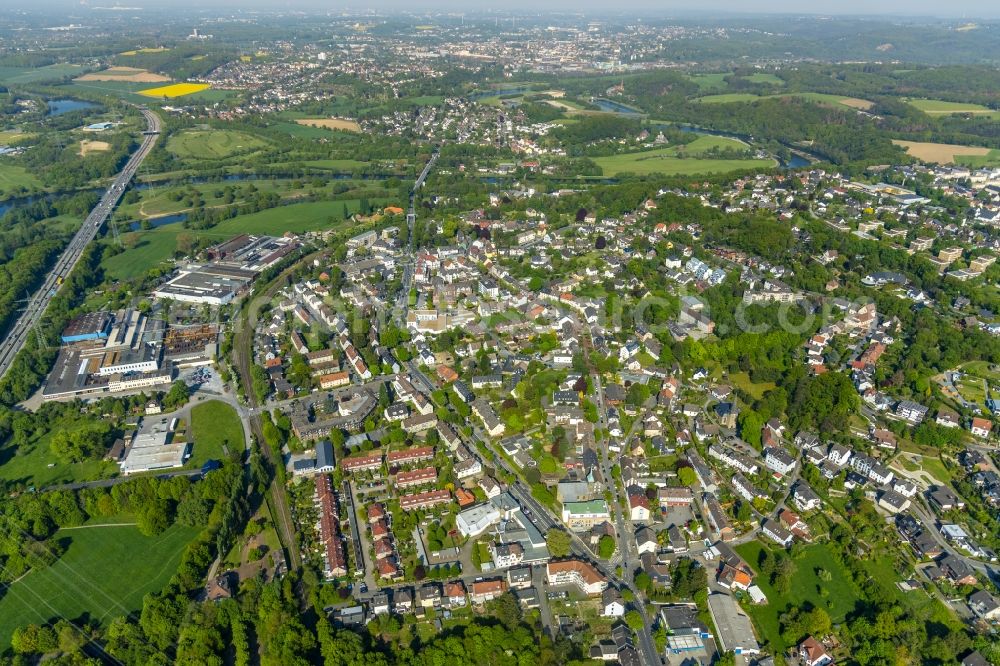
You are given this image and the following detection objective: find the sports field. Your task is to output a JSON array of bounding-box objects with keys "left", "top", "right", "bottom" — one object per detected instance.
[
  {"left": 190, "top": 400, "right": 245, "bottom": 465},
  {"left": 139, "top": 82, "right": 211, "bottom": 98},
  {"left": 167, "top": 129, "right": 270, "bottom": 160},
  {"left": 0, "top": 520, "right": 201, "bottom": 647},
  {"left": 906, "top": 98, "right": 1000, "bottom": 116},
  {"left": 893, "top": 139, "right": 993, "bottom": 164},
  {"left": 593, "top": 135, "right": 773, "bottom": 176}
]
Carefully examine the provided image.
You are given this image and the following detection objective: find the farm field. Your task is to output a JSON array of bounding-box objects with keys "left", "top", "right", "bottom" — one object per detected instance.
[
  {"left": 735, "top": 541, "right": 861, "bottom": 654},
  {"left": 139, "top": 82, "right": 211, "bottom": 98},
  {"left": 294, "top": 117, "right": 362, "bottom": 132},
  {"left": 906, "top": 98, "right": 1000, "bottom": 117},
  {"left": 893, "top": 139, "right": 993, "bottom": 164},
  {"left": 0, "top": 521, "right": 202, "bottom": 647},
  {"left": 593, "top": 135, "right": 773, "bottom": 176},
  {"left": 120, "top": 47, "right": 169, "bottom": 55},
  {"left": 102, "top": 199, "right": 372, "bottom": 279},
  {"left": 167, "top": 129, "right": 270, "bottom": 160},
  {"left": 75, "top": 66, "right": 170, "bottom": 83}
]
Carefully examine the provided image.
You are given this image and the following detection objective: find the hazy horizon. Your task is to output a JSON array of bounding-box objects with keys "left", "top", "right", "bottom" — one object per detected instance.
[{"left": 3, "top": 0, "right": 1000, "bottom": 19}]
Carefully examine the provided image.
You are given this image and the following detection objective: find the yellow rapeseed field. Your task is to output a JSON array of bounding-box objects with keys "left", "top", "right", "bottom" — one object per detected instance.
[{"left": 139, "top": 82, "right": 211, "bottom": 98}]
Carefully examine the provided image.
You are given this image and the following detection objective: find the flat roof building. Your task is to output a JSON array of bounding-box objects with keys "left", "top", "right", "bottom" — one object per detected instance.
[{"left": 120, "top": 429, "right": 188, "bottom": 476}]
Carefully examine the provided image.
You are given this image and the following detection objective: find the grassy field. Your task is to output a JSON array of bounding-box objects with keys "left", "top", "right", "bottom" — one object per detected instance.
[
  {"left": 102, "top": 199, "right": 370, "bottom": 279},
  {"left": 303, "top": 158, "right": 374, "bottom": 172},
  {"left": 120, "top": 178, "right": 319, "bottom": 219},
  {"left": 0, "top": 130, "right": 35, "bottom": 145},
  {"left": 138, "top": 82, "right": 211, "bottom": 98},
  {"left": 955, "top": 149, "right": 1000, "bottom": 168},
  {"left": 0, "top": 521, "right": 201, "bottom": 647},
  {"left": 593, "top": 135, "right": 772, "bottom": 176},
  {"left": 735, "top": 541, "right": 860, "bottom": 654},
  {"left": 167, "top": 129, "right": 270, "bottom": 161},
  {"left": 688, "top": 72, "right": 731, "bottom": 91},
  {"left": 906, "top": 98, "right": 1000, "bottom": 117},
  {"left": 696, "top": 92, "right": 872, "bottom": 110},
  {"left": 0, "top": 64, "right": 85, "bottom": 86},
  {"left": 189, "top": 400, "right": 244, "bottom": 465},
  {"left": 0, "top": 163, "right": 42, "bottom": 198},
  {"left": 696, "top": 93, "right": 762, "bottom": 104}
]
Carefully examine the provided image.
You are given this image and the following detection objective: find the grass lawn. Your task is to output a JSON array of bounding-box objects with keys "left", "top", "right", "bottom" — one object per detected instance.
[
  {"left": 189, "top": 400, "right": 245, "bottom": 465},
  {"left": 167, "top": 129, "right": 270, "bottom": 161},
  {"left": 102, "top": 199, "right": 367, "bottom": 279},
  {"left": 0, "top": 521, "right": 201, "bottom": 647},
  {"left": 0, "top": 163, "right": 43, "bottom": 198},
  {"left": 906, "top": 98, "right": 1000, "bottom": 117},
  {"left": 735, "top": 541, "right": 860, "bottom": 654},
  {"left": 593, "top": 135, "right": 772, "bottom": 176}
]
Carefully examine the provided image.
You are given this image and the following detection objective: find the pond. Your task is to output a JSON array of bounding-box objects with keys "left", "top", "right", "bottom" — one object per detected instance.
[
  {"left": 129, "top": 213, "right": 187, "bottom": 231},
  {"left": 47, "top": 99, "right": 98, "bottom": 116}
]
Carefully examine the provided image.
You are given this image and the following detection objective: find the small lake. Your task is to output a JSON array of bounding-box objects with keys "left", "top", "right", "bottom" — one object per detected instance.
[
  {"left": 592, "top": 98, "right": 644, "bottom": 115},
  {"left": 129, "top": 213, "right": 187, "bottom": 231},
  {"left": 47, "top": 99, "right": 98, "bottom": 116}
]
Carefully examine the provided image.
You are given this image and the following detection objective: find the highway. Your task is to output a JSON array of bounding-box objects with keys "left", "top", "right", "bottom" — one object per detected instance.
[{"left": 0, "top": 107, "right": 162, "bottom": 380}]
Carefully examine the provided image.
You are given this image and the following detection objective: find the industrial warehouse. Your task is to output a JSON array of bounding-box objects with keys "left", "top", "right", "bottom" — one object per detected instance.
[{"left": 152, "top": 234, "right": 301, "bottom": 305}]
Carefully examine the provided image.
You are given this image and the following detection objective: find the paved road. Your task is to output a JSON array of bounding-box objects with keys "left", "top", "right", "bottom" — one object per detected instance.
[{"left": 0, "top": 108, "right": 162, "bottom": 379}]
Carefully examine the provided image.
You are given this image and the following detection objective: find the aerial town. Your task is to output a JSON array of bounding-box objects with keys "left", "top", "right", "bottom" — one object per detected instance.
[{"left": 0, "top": 5, "right": 999, "bottom": 666}]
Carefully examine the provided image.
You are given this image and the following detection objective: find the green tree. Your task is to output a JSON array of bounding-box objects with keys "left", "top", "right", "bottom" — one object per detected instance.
[
  {"left": 598, "top": 534, "right": 617, "bottom": 559},
  {"left": 677, "top": 466, "right": 697, "bottom": 486},
  {"left": 546, "top": 528, "right": 572, "bottom": 558},
  {"left": 624, "top": 610, "right": 644, "bottom": 631}
]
